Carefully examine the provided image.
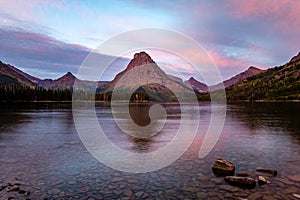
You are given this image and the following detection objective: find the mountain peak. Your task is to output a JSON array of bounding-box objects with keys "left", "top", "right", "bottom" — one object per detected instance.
[
  {"left": 247, "top": 66, "right": 259, "bottom": 70},
  {"left": 188, "top": 77, "right": 197, "bottom": 81},
  {"left": 246, "top": 66, "right": 262, "bottom": 73},
  {"left": 66, "top": 71, "right": 74, "bottom": 76},
  {"left": 60, "top": 72, "right": 76, "bottom": 79},
  {"left": 126, "top": 51, "right": 155, "bottom": 70},
  {"left": 185, "top": 77, "right": 208, "bottom": 93}
]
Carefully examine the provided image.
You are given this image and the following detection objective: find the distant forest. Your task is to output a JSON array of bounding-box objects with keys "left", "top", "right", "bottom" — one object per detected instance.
[
  {"left": 0, "top": 85, "right": 72, "bottom": 101},
  {"left": 0, "top": 85, "right": 151, "bottom": 102}
]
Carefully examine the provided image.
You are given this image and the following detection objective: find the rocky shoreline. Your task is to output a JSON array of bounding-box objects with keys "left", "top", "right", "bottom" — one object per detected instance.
[
  {"left": 1, "top": 158, "right": 300, "bottom": 200},
  {"left": 211, "top": 158, "right": 300, "bottom": 200}
]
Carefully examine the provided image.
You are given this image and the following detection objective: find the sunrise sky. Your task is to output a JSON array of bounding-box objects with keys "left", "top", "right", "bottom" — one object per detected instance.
[{"left": 0, "top": 0, "right": 299, "bottom": 81}]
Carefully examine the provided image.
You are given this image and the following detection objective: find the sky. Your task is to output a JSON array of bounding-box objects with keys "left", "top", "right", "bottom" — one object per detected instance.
[{"left": 0, "top": 0, "right": 299, "bottom": 83}]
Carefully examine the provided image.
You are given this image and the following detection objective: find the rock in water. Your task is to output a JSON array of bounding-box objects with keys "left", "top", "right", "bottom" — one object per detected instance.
[
  {"left": 7, "top": 185, "right": 19, "bottom": 192},
  {"left": 257, "top": 175, "right": 270, "bottom": 185},
  {"left": 224, "top": 176, "right": 256, "bottom": 189},
  {"left": 256, "top": 168, "right": 277, "bottom": 176},
  {"left": 293, "top": 194, "right": 300, "bottom": 199},
  {"left": 212, "top": 158, "right": 235, "bottom": 176},
  {"left": 236, "top": 171, "right": 254, "bottom": 177}
]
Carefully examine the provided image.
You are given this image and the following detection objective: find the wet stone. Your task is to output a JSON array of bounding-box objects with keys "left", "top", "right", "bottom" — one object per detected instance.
[
  {"left": 224, "top": 176, "right": 256, "bottom": 189},
  {"left": 293, "top": 194, "right": 300, "bottom": 199},
  {"left": 196, "top": 191, "right": 208, "bottom": 199},
  {"left": 281, "top": 187, "right": 299, "bottom": 195},
  {"left": 231, "top": 197, "right": 247, "bottom": 200},
  {"left": 181, "top": 187, "right": 197, "bottom": 193},
  {"left": 257, "top": 176, "right": 270, "bottom": 185},
  {"left": 123, "top": 189, "right": 132, "bottom": 197},
  {"left": 48, "top": 188, "right": 60, "bottom": 195},
  {"left": 276, "top": 177, "right": 294, "bottom": 185},
  {"left": 211, "top": 177, "right": 223, "bottom": 184},
  {"left": 7, "top": 186, "right": 19, "bottom": 192},
  {"left": 198, "top": 175, "right": 210, "bottom": 181},
  {"left": 80, "top": 186, "right": 89, "bottom": 192},
  {"left": 256, "top": 168, "right": 277, "bottom": 176},
  {"left": 288, "top": 175, "right": 300, "bottom": 182},
  {"left": 111, "top": 177, "right": 124, "bottom": 183},
  {"left": 18, "top": 189, "right": 26, "bottom": 194},
  {"left": 135, "top": 191, "right": 144, "bottom": 198},
  {"left": 68, "top": 180, "right": 76, "bottom": 185},
  {"left": 0, "top": 184, "right": 8, "bottom": 191},
  {"left": 114, "top": 190, "right": 122, "bottom": 196},
  {"left": 237, "top": 172, "right": 254, "bottom": 177},
  {"left": 219, "top": 184, "right": 240, "bottom": 192},
  {"left": 262, "top": 195, "right": 274, "bottom": 200},
  {"left": 127, "top": 179, "right": 138, "bottom": 184},
  {"left": 247, "top": 192, "right": 263, "bottom": 200},
  {"left": 212, "top": 158, "right": 235, "bottom": 176},
  {"left": 224, "top": 193, "right": 233, "bottom": 198}
]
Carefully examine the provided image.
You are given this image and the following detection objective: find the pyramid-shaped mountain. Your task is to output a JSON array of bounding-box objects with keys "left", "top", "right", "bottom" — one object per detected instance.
[
  {"left": 184, "top": 77, "right": 208, "bottom": 93},
  {"left": 38, "top": 72, "right": 77, "bottom": 89},
  {"left": 101, "top": 52, "right": 195, "bottom": 101}
]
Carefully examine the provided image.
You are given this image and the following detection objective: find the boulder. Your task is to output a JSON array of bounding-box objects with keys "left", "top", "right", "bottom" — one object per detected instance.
[
  {"left": 212, "top": 158, "right": 235, "bottom": 176},
  {"left": 256, "top": 168, "right": 277, "bottom": 176},
  {"left": 224, "top": 176, "right": 256, "bottom": 189}
]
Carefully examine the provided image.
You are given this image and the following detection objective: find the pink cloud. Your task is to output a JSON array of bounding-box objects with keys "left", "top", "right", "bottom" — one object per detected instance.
[
  {"left": 209, "top": 50, "right": 245, "bottom": 69},
  {"left": 230, "top": 0, "right": 300, "bottom": 29},
  {"left": 0, "top": 0, "right": 64, "bottom": 22}
]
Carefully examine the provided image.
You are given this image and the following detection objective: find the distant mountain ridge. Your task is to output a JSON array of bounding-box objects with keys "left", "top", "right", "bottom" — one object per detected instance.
[
  {"left": 5, "top": 63, "right": 40, "bottom": 84},
  {"left": 0, "top": 61, "right": 36, "bottom": 87},
  {"left": 289, "top": 52, "right": 300, "bottom": 63},
  {"left": 226, "top": 53, "right": 300, "bottom": 100},
  {"left": 1, "top": 51, "right": 299, "bottom": 101},
  {"left": 211, "top": 66, "right": 264, "bottom": 91},
  {"left": 223, "top": 66, "right": 263, "bottom": 87}
]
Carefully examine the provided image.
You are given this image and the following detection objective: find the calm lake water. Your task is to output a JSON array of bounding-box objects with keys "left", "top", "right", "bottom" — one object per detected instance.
[{"left": 0, "top": 102, "right": 300, "bottom": 199}]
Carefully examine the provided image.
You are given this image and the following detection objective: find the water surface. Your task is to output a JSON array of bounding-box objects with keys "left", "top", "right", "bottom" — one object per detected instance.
[{"left": 0, "top": 102, "right": 300, "bottom": 199}]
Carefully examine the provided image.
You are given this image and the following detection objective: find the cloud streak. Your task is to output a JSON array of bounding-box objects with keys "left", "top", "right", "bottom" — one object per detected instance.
[{"left": 0, "top": 27, "right": 129, "bottom": 80}]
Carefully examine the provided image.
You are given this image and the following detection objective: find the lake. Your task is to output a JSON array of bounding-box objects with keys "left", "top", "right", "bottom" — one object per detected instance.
[{"left": 0, "top": 102, "right": 300, "bottom": 199}]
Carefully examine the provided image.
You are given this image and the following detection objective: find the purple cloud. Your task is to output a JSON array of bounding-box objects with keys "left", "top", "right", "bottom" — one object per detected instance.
[{"left": 0, "top": 27, "right": 129, "bottom": 80}]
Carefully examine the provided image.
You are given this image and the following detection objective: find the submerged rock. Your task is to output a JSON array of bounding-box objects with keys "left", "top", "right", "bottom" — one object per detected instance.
[
  {"left": 237, "top": 172, "right": 254, "bottom": 177},
  {"left": 7, "top": 185, "right": 19, "bottom": 192},
  {"left": 256, "top": 168, "right": 277, "bottom": 176},
  {"left": 18, "top": 189, "right": 26, "bottom": 194},
  {"left": 288, "top": 174, "right": 300, "bottom": 182},
  {"left": 212, "top": 158, "right": 235, "bottom": 176},
  {"left": 231, "top": 197, "right": 248, "bottom": 200},
  {"left": 0, "top": 184, "right": 8, "bottom": 191},
  {"left": 224, "top": 176, "right": 256, "bottom": 189}
]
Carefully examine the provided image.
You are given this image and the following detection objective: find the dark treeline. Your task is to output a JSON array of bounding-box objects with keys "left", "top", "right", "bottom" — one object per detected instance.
[
  {"left": 0, "top": 85, "right": 72, "bottom": 101},
  {"left": 0, "top": 85, "right": 151, "bottom": 102},
  {"left": 225, "top": 61, "right": 300, "bottom": 100}
]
